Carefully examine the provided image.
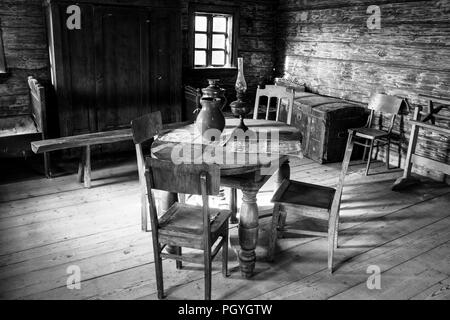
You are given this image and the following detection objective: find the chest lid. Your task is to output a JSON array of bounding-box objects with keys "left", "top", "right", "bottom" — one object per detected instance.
[{"left": 294, "top": 92, "right": 366, "bottom": 120}]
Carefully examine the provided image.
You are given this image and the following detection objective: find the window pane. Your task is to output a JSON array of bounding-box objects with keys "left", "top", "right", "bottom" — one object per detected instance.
[
  {"left": 212, "top": 51, "right": 225, "bottom": 66},
  {"left": 195, "top": 50, "right": 206, "bottom": 66},
  {"left": 212, "top": 34, "right": 225, "bottom": 49},
  {"left": 195, "top": 16, "right": 207, "bottom": 32},
  {"left": 213, "top": 16, "right": 227, "bottom": 32},
  {"left": 195, "top": 34, "right": 207, "bottom": 49}
]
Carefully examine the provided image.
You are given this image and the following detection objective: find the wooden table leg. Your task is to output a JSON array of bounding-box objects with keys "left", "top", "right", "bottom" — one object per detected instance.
[
  {"left": 238, "top": 186, "right": 259, "bottom": 278},
  {"left": 160, "top": 191, "right": 179, "bottom": 255},
  {"left": 275, "top": 159, "right": 290, "bottom": 233}
]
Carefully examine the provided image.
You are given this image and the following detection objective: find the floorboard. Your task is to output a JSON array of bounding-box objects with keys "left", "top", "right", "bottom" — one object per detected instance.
[{"left": 0, "top": 157, "right": 448, "bottom": 300}]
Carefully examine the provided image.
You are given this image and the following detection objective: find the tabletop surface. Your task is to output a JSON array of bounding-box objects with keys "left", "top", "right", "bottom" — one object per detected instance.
[{"left": 151, "top": 118, "right": 302, "bottom": 175}]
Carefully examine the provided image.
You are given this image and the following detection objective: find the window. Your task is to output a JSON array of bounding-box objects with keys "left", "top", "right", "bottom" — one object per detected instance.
[
  {"left": 194, "top": 13, "right": 232, "bottom": 68},
  {"left": 190, "top": 5, "right": 238, "bottom": 69}
]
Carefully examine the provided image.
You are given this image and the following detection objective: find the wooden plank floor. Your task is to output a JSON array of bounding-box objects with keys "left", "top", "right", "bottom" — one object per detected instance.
[{"left": 0, "top": 157, "right": 449, "bottom": 300}]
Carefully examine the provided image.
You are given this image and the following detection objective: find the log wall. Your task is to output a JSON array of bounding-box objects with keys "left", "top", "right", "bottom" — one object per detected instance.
[
  {"left": 0, "top": 0, "right": 50, "bottom": 117},
  {"left": 275, "top": 0, "right": 450, "bottom": 181},
  {"left": 0, "top": 0, "right": 277, "bottom": 120}
]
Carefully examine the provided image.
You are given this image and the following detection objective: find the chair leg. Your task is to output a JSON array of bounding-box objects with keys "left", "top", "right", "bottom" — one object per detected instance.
[
  {"left": 153, "top": 244, "right": 164, "bottom": 299},
  {"left": 204, "top": 246, "right": 212, "bottom": 300},
  {"left": 222, "top": 224, "right": 229, "bottom": 277},
  {"left": 386, "top": 139, "right": 391, "bottom": 170},
  {"left": 328, "top": 207, "right": 339, "bottom": 274},
  {"left": 333, "top": 209, "right": 340, "bottom": 250},
  {"left": 141, "top": 193, "right": 148, "bottom": 232},
  {"left": 230, "top": 188, "right": 238, "bottom": 224},
  {"left": 365, "top": 140, "right": 374, "bottom": 176},
  {"left": 175, "top": 246, "right": 182, "bottom": 270},
  {"left": 362, "top": 140, "right": 368, "bottom": 161},
  {"left": 278, "top": 209, "right": 287, "bottom": 237},
  {"left": 267, "top": 204, "right": 281, "bottom": 262}
]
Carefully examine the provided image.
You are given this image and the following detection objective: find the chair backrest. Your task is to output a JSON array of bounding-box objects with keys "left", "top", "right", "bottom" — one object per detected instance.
[
  {"left": 131, "top": 112, "right": 163, "bottom": 231},
  {"left": 144, "top": 158, "right": 220, "bottom": 234},
  {"left": 28, "top": 76, "right": 47, "bottom": 135},
  {"left": 145, "top": 158, "right": 220, "bottom": 196},
  {"left": 368, "top": 93, "right": 403, "bottom": 114},
  {"left": 367, "top": 93, "right": 403, "bottom": 132},
  {"left": 131, "top": 111, "right": 163, "bottom": 144},
  {"left": 253, "top": 85, "right": 295, "bottom": 124}
]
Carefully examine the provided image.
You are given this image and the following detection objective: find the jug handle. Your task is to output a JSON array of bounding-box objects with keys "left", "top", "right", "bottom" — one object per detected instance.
[{"left": 221, "top": 96, "right": 228, "bottom": 110}]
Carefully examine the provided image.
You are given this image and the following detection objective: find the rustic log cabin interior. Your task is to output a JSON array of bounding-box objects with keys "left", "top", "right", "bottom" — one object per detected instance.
[{"left": 0, "top": 0, "right": 449, "bottom": 301}]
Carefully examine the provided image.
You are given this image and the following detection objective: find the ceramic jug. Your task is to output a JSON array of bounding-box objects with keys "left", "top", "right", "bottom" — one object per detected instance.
[{"left": 195, "top": 97, "right": 226, "bottom": 134}]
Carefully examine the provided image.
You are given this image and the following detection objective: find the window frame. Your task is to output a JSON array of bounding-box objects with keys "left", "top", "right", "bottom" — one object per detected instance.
[{"left": 189, "top": 4, "right": 239, "bottom": 70}]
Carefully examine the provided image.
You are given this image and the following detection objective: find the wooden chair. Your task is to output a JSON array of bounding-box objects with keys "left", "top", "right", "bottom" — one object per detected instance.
[
  {"left": 144, "top": 158, "right": 231, "bottom": 300},
  {"left": 131, "top": 112, "right": 163, "bottom": 232},
  {"left": 267, "top": 169, "right": 346, "bottom": 273},
  {"left": 231, "top": 84, "right": 296, "bottom": 225},
  {"left": 253, "top": 84, "right": 295, "bottom": 124},
  {"left": 350, "top": 93, "right": 404, "bottom": 175}
]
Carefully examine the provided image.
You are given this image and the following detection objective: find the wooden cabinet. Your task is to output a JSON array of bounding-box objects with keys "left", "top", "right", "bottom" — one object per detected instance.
[{"left": 45, "top": 0, "right": 182, "bottom": 137}]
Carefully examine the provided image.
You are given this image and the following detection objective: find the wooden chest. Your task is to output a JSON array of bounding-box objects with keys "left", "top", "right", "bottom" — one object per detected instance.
[{"left": 291, "top": 92, "right": 367, "bottom": 163}]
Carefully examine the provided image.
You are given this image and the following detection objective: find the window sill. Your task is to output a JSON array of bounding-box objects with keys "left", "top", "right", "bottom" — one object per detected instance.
[{"left": 191, "top": 67, "right": 238, "bottom": 71}]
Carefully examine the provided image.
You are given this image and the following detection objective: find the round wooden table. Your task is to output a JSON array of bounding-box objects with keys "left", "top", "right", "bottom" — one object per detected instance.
[{"left": 151, "top": 118, "right": 302, "bottom": 277}]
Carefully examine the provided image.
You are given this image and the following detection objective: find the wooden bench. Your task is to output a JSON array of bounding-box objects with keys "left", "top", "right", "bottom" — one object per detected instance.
[{"left": 31, "top": 121, "right": 191, "bottom": 188}]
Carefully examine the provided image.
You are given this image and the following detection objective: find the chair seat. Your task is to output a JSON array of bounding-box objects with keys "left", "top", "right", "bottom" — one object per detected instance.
[
  {"left": 271, "top": 180, "right": 336, "bottom": 210},
  {"left": 158, "top": 203, "right": 231, "bottom": 248},
  {"left": 350, "top": 127, "right": 389, "bottom": 139}
]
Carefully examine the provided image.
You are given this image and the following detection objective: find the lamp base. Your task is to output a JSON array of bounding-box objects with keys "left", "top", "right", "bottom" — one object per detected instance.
[{"left": 236, "top": 115, "right": 249, "bottom": 132}]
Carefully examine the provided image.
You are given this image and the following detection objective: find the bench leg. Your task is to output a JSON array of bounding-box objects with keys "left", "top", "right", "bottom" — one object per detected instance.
[
  {"left": 43, "top": 152, "right": 51, "bottom": 178},
  {"left": 84, "top": 145, "right": 91, "bottom": 188},
  {"left": 77, "top": 149, "right": 85, "bottom": 183}
]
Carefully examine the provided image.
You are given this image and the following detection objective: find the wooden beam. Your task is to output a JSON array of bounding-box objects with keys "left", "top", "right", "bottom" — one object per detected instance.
[
  {"left": 411, "top": 154, "right": 450, "bottom": 176},
  {"left": 408, "top": 121, "right": 450, "bottom": 135}
]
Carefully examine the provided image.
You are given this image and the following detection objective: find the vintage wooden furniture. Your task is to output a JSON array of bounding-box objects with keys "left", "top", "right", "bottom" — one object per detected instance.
[
  {"left": 31, "top": 129, "right": 132, "bottom": 188},
  {"left": 393, "top": 96, "right": 450, "bottom": 190},
  {"left": 151, "top": 118, "right": 302, "bottom": 277},
  {"left": 130, "top": 112, "right": 163, "bottom": 232},
  {"left": 44, "top": 0, "right": 182, "bottom": 140},
  {"left": 349, "top": 93, "right": 404, "bottom": 176},
  {"left": 0, "top": 77, "right": 50, "bottom": 176},
  {"left": 144, "top": 158, "right": 230, "bottom": 300},
  {"left": 253, "top": 85, "right": 295, "bottom": 124},
  {"left": 268, "top": 172, "right": 345, "bottom": 273},
  {"left": 31, "top": 121, "right": 191, "bottom": 188},
  {"left": 290, "top": 92, "right": 367, "bottom": 164}
]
